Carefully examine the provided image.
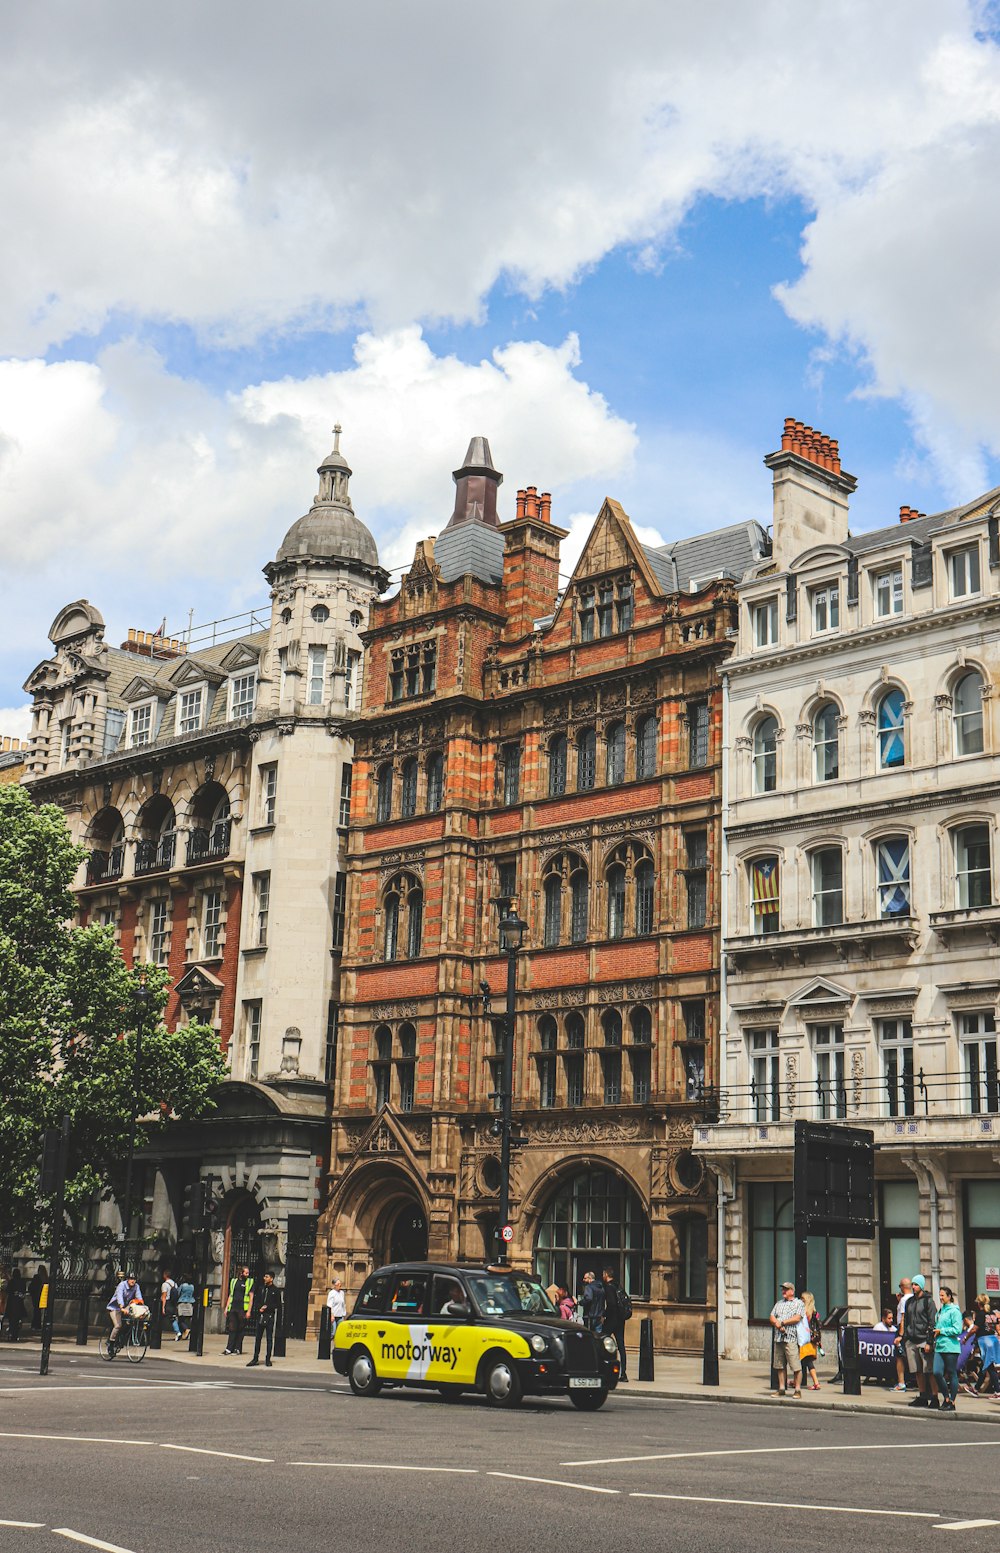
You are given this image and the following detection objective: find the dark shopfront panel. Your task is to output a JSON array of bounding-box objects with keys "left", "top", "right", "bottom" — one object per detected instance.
[
  {"left": 748, "top": 1183, "right": 846, "bottom": 1321},
  {"left": 965, "top": 1180, "right": 1000, "bottom": 1304},
  {"left": 879, "top": 1181, "right": 920, "bottom": 1314}
]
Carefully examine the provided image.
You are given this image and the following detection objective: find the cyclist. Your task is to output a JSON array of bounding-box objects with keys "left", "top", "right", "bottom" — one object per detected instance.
[{"left": 107, "top": 1272, "right": 143, "bottom": 1348}]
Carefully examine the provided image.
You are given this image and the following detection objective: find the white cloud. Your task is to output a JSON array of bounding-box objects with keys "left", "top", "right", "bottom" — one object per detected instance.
[
  {"left": 0, "top": 328, "right": 636, "bottom": 695},
  {"left": 0, "top": 704, "right": 32, "bottom": 742}
]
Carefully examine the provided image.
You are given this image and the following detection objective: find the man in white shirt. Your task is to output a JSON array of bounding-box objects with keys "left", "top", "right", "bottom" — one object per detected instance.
[
  {"left": 326, "top": 1279, "right": 347, "bottom": 1335},
  {"left": 893, "top": 1277, "right": 913, "bottom": 1391}
]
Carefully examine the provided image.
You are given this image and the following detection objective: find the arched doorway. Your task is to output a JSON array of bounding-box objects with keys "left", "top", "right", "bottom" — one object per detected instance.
[
  {"left": 534, "top": 1167, "right": 652, "bottom": 1300},
  {"left": 387, "top": 1202, "right": 428, "bottom": 1263},
  {"left": 224, "top": 1193, "right": 264, "bottom": 1287}
]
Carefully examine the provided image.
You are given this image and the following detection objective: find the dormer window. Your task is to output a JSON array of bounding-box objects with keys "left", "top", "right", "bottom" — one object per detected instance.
[
  {"left": 811, "top": 583, "right": 840, "bottom": 634},
  {"left": 753, "top": 598, "right": 778, "bottom": 648},
  {"left": 874, "top": 566, "right": 903, "bottom": 618},
  {"left": 950, "top": 544, "right": 981, "bottom": 600},
  {"left": 228, "top": 671, "right": 257, "bottom": 721},
  {"left": 128, "top": 701, "right": 154, "bottom": 748},
  {"left": 178, "top": 686, "right": 205, "bottom": 735}
]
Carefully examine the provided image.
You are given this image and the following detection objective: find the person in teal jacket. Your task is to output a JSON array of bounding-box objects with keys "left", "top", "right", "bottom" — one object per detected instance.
[{"left": 932, "top": 1287, "right": 964, "bottom": 1413}]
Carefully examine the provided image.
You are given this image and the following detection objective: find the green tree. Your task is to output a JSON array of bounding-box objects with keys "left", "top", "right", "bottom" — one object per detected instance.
[{"left": 0, "top": 784, "right": 227, "bottom": 1247}]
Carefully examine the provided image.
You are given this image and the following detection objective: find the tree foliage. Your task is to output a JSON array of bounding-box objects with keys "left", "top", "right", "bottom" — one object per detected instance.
[{"left": 0, "top": 785, "right": 227, "bottom": 1247}]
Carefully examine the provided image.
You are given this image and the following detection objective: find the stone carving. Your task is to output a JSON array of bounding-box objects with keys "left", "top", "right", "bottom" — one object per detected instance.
[
  {"left": 402, "top": 1120, "right": 431, "bottom": 1148},
  {"left": 378, "top": 849, "right": 426, "bottom": 881},
  {"left": 371, "top": 733, "right": 394, "bottom": 755},
  {"left": 542, "top": 698, "right": 567, "bottom": 727},
  {"left": 666, "top": 1115, "right": 694, "bottom": 1140},
  {"left": 526, "top": 1117, "right": 647, "bottom": 1144},
  {"left": 784, "top": 1052, "right": 797, "bottom": 1114},
  {"left": 368, "top": 1001, "right": 419, "bottom": 1021},
  {"left": 630, "top": 680, "right": 655, "bottom": 705},
  {"left": 572, "top": 690, "right": 597, "bottom": 717},
  {"left": 851, "top": 1049, "right": 865, "bottom": 1110},
  {"left": 599, "top": 984, "right": 623, "bottom": 1003},
  {"left": 601, "top": 685, "right": 626, "bottom": 711}
]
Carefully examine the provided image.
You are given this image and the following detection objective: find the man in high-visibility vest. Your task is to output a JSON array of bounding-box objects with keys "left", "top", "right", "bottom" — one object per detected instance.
[{"left": 222, "top": 1264, "right": 254, "bottom": 1355}]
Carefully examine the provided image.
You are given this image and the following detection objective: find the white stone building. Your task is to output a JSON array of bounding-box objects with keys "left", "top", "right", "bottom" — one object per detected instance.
[
  {"left": 694, "top": 418, "right": 1000, "bottom": 1360},
  {"left": 20, "top": 431, "right": 387, "bottom": 1329}
]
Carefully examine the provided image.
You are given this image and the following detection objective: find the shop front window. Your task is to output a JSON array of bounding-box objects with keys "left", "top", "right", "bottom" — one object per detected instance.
[{"left": 534, "top": 1168, "right": 651, "bottom": 1300}]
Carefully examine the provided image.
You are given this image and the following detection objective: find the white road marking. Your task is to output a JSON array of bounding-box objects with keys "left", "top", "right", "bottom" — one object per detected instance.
[
  {"left": 630, "top": 1492, "right": 940, "bottom": 1519},
  {"left": 53, "top": 1532, "right": 140, "bottom": 1553},
  {"left": 160, "top": 1443, "right": 273, "bottom": 1463},
  {"left": 0, "top": 1432, "right": 154, "bottom": 1446},
  {"left": 934, "top": 1522, "right": 1000, "bottom": 1531},
  {"left": 290, "top": 1462, "right": 478, "bottom": 1473},
  {"left": 566, "top": 1440, "right": 1000, "bottom": 1467},
  {"left": 0, "top": 1520, "right": 45, "bottom": 1528},
  {"left": 490, "top": 1471, "right": 619, "bottom": 1496}
]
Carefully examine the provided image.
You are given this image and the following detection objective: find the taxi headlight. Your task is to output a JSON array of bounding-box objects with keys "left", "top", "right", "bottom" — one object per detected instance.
[
  {"left": 529, "top": 1334, "right": 547, "bottom": 1355},
  {"left": 603, "top": 1336, "right": 619, "bottom": 1355}
]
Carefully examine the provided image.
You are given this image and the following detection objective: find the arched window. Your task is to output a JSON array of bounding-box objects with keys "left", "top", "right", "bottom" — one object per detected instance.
[
  {"left": 535, "top": 1169, "right": 652, "bottom": 1299},
  {"left": 752, "top": 715, "right": 778, "bottom": 793},
  {"left": 135, "top": 796, "right": 177, "bottom": 874},
  {"left": 398, "top": 1023, "right": 417, "bottom": 1112},
  {"left": 813, "top": 702, "right": 840, "bottom": 782},
  {"left": 401, "top": 757, "right": 418, "bottom": 817},
  {"left": 538, "top": 1015, "right": 557, "bottom": 1109},
  {"left": 373, "top": 1025, "right": 392, "bottom": 1109},
  {"left": 564, "top": 1012, "right": 585, "bottom": 1105},
  {"left": 602, "top": 1010, "right": 623, "bottom": 1103},
  {"left": 426, "top": 752, "right": 444, "bottom": 812},
  {"left": 876, "top": 689, "right": 906, "bottom": 769},
  {"left": 636, "top": 714, "right": 657, "bottom": 779},
  {"left": 954, "top": 672, "right": 985, "bottom": 756},
  {"left": 605, "top": 722, "right": 625, "bottom": 786},
  {"left": 605, "top": 840, "right": 654, "bottom": 942},
  {"left": 630, "top": 1006, "right": 652, "bottom": 1044},
  {"left": 548, "top": 734, "right": 567, "bottom": 797},
  {"left": 543, "top": 853, "right": 588, "bottom": 946},
  {"left": 565, "top": 1011, "right": 585, "bottom": 1048},
  {"left": 376, "top": 764, "right": 393, "bottom": 822},
  {"left": 576, "top": 728, "right": 596, "bottom": 792},
  {"left": 383, "top": 872, "right": 423, "bottom": 960},
  {"left": 602, "top": 1009, "right": 623, "bottom": 1045}
]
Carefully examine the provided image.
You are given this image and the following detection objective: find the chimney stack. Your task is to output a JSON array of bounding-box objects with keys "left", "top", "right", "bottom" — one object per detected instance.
[
  {"left": 899, "top": 504, "right": 925, "bottom": 524},
  {"left": 767, "top": 417, "right": 857, "bottom": 571},
  {"left": 501, "top": 485, "right": 568, "bottom": 640}
]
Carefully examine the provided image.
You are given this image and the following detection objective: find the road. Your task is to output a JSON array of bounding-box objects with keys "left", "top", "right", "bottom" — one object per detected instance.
[{"left": 1, "top": 1349, "right": 998, "bottom": 1551}]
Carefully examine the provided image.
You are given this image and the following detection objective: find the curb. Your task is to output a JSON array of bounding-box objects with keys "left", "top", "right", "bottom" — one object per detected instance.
[{"left": 619, "top": 1385, "right": 1000, "bottom": 1422}]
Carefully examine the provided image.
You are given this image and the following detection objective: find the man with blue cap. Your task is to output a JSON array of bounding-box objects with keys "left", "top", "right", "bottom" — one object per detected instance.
[{"left": 900, "top": 1274, "right": 939, "bottom": 1408}]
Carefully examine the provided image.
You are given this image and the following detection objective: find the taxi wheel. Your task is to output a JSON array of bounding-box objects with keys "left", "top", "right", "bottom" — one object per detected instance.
[
  {"left": 568, "top": 1386, "right": 608, "bottom": 1411},
  {"left": 481, "top": 1353, "right": 522, "bottom": 1408},
  {"left": 348, "top": 1346, "right": 383, "bottom": 1398}
]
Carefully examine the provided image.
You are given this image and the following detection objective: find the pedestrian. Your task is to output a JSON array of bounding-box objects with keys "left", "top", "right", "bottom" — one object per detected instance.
[
  {"left": 326, "top": 1277, "right": 347, "bottom": 1339},
  {"left": 581, "top": 1269, "right": 605, "bottom": 1334},
  {"left": 0, "top": 1267, "right": 9, "bottom": 1339},
  {"left": 972, "top": 1295, "right": 999, "bottom": 1395},
  {"left": 799, "top": 1290, "right": 822, "bottom": 1390},
  {"left": 175, "top": 1275, "right": 195, "bottom": 1341},
  {"left": 892, "top": 1277, "right": 912, "bottom": 1391},
  {"left": 246, "top": 1272, "right": 281, "bottom": 1368},
  {"left": 557, "top": 1286, "right": 577, "bottom": 1322},
  {"left": 902, "top": 1274, "right": 940, "bottom": 1409},
  {"left": 223, "top": 1264, "right": 254, "bottom": 1355},
  {"left": 601, "top": 1267, "right": 630, "bottom": 1381},
  {"left": 933, "top": 1286, "right": 963, "bottom": 1414},
  {"left": 769, "top": 1279, "right": 805, "bottom": 1398},
  {"left": 160, "top": 1269, "right": 180, "bottom": 1339},
  {"left": 28, "top": 1265, "right": 46, "bottom": 1332},
  {"left": 873, "top": 1308, "right": 897, "bottom": 1332},
  {"left": 4, "top": 1266, "right": 26, "bottom": 1342}
]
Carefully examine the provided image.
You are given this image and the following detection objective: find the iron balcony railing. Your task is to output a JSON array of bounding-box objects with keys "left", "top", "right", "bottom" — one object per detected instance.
[
  {"left": 134, "top": 833, "right": 177, "bottom": 875},
  {"left": 186, "top": 818, "right": 231, "bottom": 865},
  {"left": 85, "top": 845, "right": 125, "bottom": 886},
  {"left": 716, "top": 1068, "right": 1000, "bottom": 1126}
]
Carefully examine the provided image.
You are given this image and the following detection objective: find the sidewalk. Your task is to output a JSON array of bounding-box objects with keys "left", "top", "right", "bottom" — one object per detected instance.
[{"left": 13, "top": 1334, "right": 1000, "bottom": 1421}]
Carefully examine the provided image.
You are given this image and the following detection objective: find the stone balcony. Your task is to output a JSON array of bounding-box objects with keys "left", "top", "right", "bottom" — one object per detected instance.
[{"left": 725, "top": 915, "right": 919, "bottom": 970}]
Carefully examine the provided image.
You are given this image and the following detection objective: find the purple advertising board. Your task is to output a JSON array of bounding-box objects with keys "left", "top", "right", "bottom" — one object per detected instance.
[{"left": 843, "top": 1326, "right": 977, "bottom": 1379}]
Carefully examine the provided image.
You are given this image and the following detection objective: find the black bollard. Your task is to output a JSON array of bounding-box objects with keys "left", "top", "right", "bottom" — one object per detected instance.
[
  {"left": 770, "top": 1331, "right": 781, "bottom": 1393},
  {"left": 273, "top": 1313, "right": 287, "bottom": 1359},
  {"left": 702, "top": 1320, "right": 719, "bottom": 1386},
  {"left": 149, "top": 1298, "right": 162, "bottom": 1350},
  {"left": 637, "top": 1316, "right": 654, "bottom": 1382},
  {"left": 76, "top": 1291, "right": 90, "bottom": 1346},
  {"left": 317, "top": 1304, "right": 332, "bottom": 1362},
  {"left": 841, "top": 1325, "right": 861, "bottom": 1396}
]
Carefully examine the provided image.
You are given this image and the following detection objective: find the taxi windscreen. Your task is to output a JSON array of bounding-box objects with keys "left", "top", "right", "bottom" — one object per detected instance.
[{"left": 466, "top": 1273, "right": 557, "bottom": 1318}]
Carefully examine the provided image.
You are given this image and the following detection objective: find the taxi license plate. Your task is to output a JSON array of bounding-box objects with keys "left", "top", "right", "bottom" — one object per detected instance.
[{"left": 568, "top": 1377, "right": 603, "bottom": 1389}]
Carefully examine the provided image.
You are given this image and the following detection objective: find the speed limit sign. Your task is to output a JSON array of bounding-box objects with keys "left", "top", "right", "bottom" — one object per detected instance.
[{"left": 501, "top": 1224, "right": 514, "bottom": 1242}]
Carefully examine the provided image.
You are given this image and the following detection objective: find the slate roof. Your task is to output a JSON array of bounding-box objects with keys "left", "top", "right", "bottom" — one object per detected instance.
[
  {"left": 841, "top": 485, "right": 1000, "bottom": 558},
  {"left": 644, "top": 520, "right": 770, "bottom": 592},
  {"left": 100, "top": 630, "right": 269, "bottom": 751},
  {"left": 434, "top": 523, "right": 506, "bottom": 584}
]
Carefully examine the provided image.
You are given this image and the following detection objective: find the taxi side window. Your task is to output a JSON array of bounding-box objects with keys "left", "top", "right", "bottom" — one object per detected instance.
[
  {"left": 389, "top": 1273, "right": 430, "bottom": 1314},
  {"left": 355, "top": 1274, "right": 389, "bottom": 1314},
  {"left": 432, "top": 1277, "right": 468, "bottom": 1315}
]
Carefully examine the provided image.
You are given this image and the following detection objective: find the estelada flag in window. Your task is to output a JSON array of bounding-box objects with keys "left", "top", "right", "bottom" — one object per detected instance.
[{"left": 752, "top": 858, "right": 780, "bottom": 914}]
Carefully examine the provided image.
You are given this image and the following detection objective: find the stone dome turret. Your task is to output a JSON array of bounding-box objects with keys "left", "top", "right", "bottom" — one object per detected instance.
[{"left": 271, "top": 426, "right": 381, "bottom": 572}]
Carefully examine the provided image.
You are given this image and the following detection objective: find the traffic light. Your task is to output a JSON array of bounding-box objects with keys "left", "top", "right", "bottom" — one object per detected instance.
[
  {"left": 183, "top": 1178, "right": 208, "bottom": 1232},
  {"left": 37, "top": 1126, "right": 66, "bottom": 1197}
]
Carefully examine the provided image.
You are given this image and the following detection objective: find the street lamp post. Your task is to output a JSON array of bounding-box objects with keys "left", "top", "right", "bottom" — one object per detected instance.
[
  {"left": 122, "top": 974, "right": 156, "bottom": 1264},
  {"left": 490, "top": 897, "right": 527, "bottom": 1267}
]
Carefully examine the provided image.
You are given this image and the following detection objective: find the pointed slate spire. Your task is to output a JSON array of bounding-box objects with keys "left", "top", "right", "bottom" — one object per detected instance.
[{"left": 446, "top": 435, "right": 503, "bottom": 530}]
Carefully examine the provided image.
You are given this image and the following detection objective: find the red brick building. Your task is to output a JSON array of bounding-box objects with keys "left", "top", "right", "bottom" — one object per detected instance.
[{"left": 315, "top": 438, "right": 766, "bottom": 1348}]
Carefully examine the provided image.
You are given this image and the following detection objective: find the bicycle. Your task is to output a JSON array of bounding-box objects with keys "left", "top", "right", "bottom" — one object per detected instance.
[{"left": 98, "top": 1314, "right": 149, "bottom": 1364}]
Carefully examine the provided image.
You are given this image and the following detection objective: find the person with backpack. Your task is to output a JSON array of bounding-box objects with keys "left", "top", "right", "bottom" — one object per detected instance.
[
  {"left": 160, "top": 1269, "right": 180, "bottom": 1339},
  {"left": 903, "top": 1273, "right": 940, "bottom": 1409},
  {"left": 602, "top": 1266, "right": 632, "bottom": 1381}
]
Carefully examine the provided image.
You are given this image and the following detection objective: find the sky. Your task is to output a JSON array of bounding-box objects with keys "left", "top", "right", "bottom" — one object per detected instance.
[{"left": 3, "top": 0, "right": 1000, "bottom": 732}]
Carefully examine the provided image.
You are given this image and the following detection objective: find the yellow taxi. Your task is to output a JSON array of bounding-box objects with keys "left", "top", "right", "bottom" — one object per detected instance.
[{"left": 332, "top": 1262, "right": 621, "bottom": 1409}]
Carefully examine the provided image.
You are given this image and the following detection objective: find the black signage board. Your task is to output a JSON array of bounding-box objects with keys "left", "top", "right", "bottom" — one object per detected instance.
[{"left": 793, "top": 1120, "right": 876, "bottom": 1240}]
